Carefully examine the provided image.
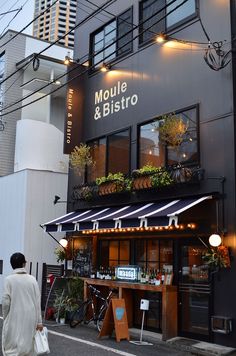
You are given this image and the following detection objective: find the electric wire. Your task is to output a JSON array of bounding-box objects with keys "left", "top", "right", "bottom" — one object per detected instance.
[
  {"left": 0, "top": 8, "right": 22, "bottom": 17},
  {"left": 0, "top": 0, "right": 31, "bottom": 37},
  {"left": 0, "top": 0, "right": 117, "bottom": 88},
  {"left": 0, "top": 0, "right": 192, "bottom": 117},
  {"left": 0, "top": 0, "right": 22, "bottom": 21},
  {"left": 1, "top": 0, "right": 181, "bottom": 113},
  {"left": 0, "top": 0, "right": 59, "bottom": 46}
]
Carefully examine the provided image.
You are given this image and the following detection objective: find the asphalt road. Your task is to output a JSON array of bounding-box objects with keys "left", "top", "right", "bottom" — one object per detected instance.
[{"left": 0, "top": 318, "right": 192, "bottom": 356}]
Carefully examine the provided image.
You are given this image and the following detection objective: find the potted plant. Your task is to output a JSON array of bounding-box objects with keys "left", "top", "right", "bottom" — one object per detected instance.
[
  {"left": 158, "top": 113, "right": 194, "bottom": 183},
  {"left": 54, "top": 246, "right": 66, "bottom": 263},
  {"left": 70, "top": 143, "right": 95, "bottom": 184},
  {"left": 131, "top": 164, "right": 173, "bottom": 190},
  {"left": 53, "top": 294, "right": 79, "bottom": 324},
  {"left": 202, "top": 245, "right": 231, "bottom": 271},
  {"left": 96, "top": 172, "right": 130, "bottom": 196}
]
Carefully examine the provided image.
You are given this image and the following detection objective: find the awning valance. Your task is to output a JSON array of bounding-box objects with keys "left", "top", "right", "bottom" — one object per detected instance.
[{"left": 42, "top": 195, "right": 212, "bottom": 233}]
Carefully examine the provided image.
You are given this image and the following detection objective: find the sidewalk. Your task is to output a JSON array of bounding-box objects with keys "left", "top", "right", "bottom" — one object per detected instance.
[
  {"left": 44, "top": 319, "right": 236, "bottom": 356},
  {"left": 128, "top": 328, "right": 236, "bottom": 356}
]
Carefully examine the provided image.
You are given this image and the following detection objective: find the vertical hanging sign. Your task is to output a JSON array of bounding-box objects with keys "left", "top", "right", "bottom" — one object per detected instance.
[{"left": 64, "top": 63, "right": 86, "bottom": 154}]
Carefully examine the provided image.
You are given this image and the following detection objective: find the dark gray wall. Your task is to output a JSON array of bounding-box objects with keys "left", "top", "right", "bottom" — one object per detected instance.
[{"left": 73, "top": 0, "right": 236, "bottom": 346}]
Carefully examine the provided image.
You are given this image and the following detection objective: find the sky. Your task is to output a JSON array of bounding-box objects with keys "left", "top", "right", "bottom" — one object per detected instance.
[{"left": 0, "top": 0, "right": 34, "bottom": 37}]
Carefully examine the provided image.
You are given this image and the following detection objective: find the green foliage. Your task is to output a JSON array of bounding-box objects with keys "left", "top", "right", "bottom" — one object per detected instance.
[
  {"left": 96, "top": 172, "right": 125, "bottom": 185},
  {"left": 53, "top": 293, "right": 79, "bottom": 319},
  {"left": 54, "top": 247, "right": 66, "bottom": 263},
  {"left": 68, "top": 277, "right": 84, "bottom": 302},
  {"left": 151, "top": 169, "right": 173, "bottom": 188},
  {"left": 158, "top": 113, "right": 188, "bottom": 147},
  {"left": 132, "top": 164, "right": 161, "bottom": 177},
  {"left": 202, "top": 246, "right": 231, "bottom": 269},
  {"left": 70, "top": 144, "right": 95, "bottom": 175}
]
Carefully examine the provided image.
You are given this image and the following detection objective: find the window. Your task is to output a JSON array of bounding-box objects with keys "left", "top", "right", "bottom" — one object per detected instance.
[
  {"left": 91, "top": 7, "right": 133, "bottom": 69},
  {"left": 107, "top": 130, "right": 130, "bottom": 174},
  {"left": 99, "top": 240, "right": 130, "bottom": 267},
  {"left": 139, "top": 106, "right": 199, "bottom": 168},
  {"left": 139, "top": 0, "right": 198, "bottom": 44},
  {"left": 134, "top": 239, "right": 173, "bottom": 271},
  {"left": 0, "top": 260, "right": 3, "bottom": 274},
  {"left": 87, "top": 138, "right": 106, "bottom": 182},
  {"left": 87, "top": 128, "right": 130, "bottom": 182}
]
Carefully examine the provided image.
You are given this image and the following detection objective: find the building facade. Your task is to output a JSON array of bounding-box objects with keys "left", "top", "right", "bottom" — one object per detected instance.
[
  {"left": 0, "top": 30, "right": 70, "bottom": 295},
  {"left": 43, "top": 0, "right": 236, "bottom": 348},
  {"left": 33, "top": 0, "right": 77, "bottom": 48}
]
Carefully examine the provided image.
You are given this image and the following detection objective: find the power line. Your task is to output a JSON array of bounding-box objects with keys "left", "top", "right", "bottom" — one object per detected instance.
[
  {"left": 0, "top": 0, "right": 59, "bottom": 47},
  {"left": 0, "top": 8, "right": 22, "bottom": 17},
  {"left": 0, "top": 0, "right": 31, "bottom": 37},
  {"left": 1, "top": 0, "right": 179, "bottom": 113},
  {"left": 0, "top": 0, "right": 192, "bottom": 117}
]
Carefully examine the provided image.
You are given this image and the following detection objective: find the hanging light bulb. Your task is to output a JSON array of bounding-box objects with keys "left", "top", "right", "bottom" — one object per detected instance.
[
  {"left": 59, "top": 238, "right": 68, "bottom": 248},
  {"left": 209, "top": 234, "right": 222, "bottom": 247}
]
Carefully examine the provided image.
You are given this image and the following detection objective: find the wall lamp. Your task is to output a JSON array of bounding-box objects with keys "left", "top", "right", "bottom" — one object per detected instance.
[
  {"left": 100, "top": 63, "right": 111, "bottom": 72},
  {"left": 53, "top": 195, "right": 67, "bottom": 205},
  {"left": 156, "top": 33, "right": 169, "bottom": 43},
  {"left": 59, "top": 238, "right": 68, "bottom": 248},
  {"left": 209, "top": 233, "right": 222, "bottom": 247}
]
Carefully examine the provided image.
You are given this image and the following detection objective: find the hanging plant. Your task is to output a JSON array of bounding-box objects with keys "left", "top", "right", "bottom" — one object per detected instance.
[
  {"left": 202, "top": 245, "right": 231, "bottom": 270},
  {"left": 54, "top": 247, "right": 66, "bottom": 263},
  {"left": 158, "top": 113, "right": 188, "bottom": 147},
  {"left": 70, "top": 143, "right": 95, "bottom": 177}
]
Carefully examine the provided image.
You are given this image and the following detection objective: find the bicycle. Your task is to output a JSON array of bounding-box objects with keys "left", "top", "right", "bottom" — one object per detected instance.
[{"left": 69, "top": 284, "right": 117, "bottom": 331}]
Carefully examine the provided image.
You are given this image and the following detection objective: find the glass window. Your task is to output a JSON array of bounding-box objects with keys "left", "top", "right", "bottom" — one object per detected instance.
[
  {"left": 107, "top": 129, "right": 130, "bottom": 175},
  {"left": 87, "top": 138, "right": 106, "bottom": 182},
  {"left": 99, "top": 240, "right": 130, "bottom": 267},
  {"left": 139, "top": 120, "right": 165, "bottom": 168},
  {"left": 134, "top": 239, "right": 173, "bottom": 271},
  {"left": 91, "top": 8, "right": 133, "bottom": 69},
  {"left": 139, "top": 106, "right": 198, "bottom": 168},
  {"left": 139, "top": 0, "right": 197, "bottom": 44},
  {"left": 139, "top": 0, "right": 165, "bottom": 44},
  {"left": 166, "top": 0, "right": 197, "bottom": 28}
]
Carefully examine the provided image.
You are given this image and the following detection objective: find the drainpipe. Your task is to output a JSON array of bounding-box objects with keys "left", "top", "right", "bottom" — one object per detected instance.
[{"left": 230, "top": 1, "right": 236, "bottom": 219}]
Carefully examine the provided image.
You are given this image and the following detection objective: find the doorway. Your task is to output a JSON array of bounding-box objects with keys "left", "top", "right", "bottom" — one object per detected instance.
[{"left": 178, "top": 241, "right": 212, "bottom": 340}]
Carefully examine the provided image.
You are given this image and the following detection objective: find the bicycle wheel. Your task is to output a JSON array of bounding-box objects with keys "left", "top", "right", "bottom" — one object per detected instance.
[
  {"left": 96, "top": 304, "right": 108, "bottom": 332},
  {"left": 69, "top": 301, "right": 89, "bottom": 328}
]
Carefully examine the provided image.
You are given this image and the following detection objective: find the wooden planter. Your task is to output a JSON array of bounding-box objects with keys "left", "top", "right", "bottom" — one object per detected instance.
[
  {"left": 132, "top": 175, "right": 152, "bottom": 190},
  {"left": 98, "top": 181, "right": 125, "bottom": 196}
]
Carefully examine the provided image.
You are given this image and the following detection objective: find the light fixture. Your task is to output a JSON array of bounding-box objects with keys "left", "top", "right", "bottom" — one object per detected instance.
[
  {"left": 59, "top": 238, "right": 68, "bottom": 248},
  {"left": 156, "top": 33, "right": 168, "bottom": 43},
  {"left": 53, "top": 195, "right": 67, "bottom": 205},
  {"left": 209, "top": 233, "right": 222, "bottom": 247},
  {"left": 100, "top": 63, "right": 111, "bottom": 72}
]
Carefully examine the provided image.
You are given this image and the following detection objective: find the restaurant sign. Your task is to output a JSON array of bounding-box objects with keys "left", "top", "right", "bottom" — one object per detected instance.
[
  {"left": 94, "top": 80, "right": 139, "bottom": 120},
  {"left": 116, "top": 265, "right": 139, "bottom": 281}
]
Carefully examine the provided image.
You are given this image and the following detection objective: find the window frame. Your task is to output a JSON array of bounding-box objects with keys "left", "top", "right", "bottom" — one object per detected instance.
[
  {"left": 86, "top": 126, "right": 131, "bottom": 183},
  {"left": 137, "top": 104, "right": 200, "bottom": 169},
  {"left": 138, "top": 0, "right": 199, "bottom": 46},
  {"left": 89, "top": 6, "right": 133, "bottom": 71}
]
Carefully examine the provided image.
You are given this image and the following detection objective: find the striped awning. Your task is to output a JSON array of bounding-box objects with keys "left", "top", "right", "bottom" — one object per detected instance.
[{"left": 42, "top": 196, "right": 212, "bottom": 233}]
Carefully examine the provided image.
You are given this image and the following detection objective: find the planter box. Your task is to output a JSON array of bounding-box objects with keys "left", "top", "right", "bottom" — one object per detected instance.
[
  {"left": 98, "top": 181, "right": 125, "bottom": 196},
  {"left": 132, "top": 176, "right": 152, "bottom": 190}
]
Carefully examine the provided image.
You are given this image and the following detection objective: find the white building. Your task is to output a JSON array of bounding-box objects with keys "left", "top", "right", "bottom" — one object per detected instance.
[{"left": 0, "top": 30, "right": 70, "bottom": 297}]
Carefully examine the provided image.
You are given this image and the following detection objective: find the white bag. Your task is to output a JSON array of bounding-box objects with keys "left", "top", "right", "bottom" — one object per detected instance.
[{"left": 34, "top": 327, "right": 50, "bottom": 354}]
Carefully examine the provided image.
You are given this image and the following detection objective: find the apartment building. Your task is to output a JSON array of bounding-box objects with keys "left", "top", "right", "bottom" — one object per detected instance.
[{"left": 33, "top": 0, "right": 77, "bottom": 48}]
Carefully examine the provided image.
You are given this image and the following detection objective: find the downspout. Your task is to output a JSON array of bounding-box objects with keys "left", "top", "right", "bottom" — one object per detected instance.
[{"left": 230, "top": 0, "right": 236, "bottom": 229}]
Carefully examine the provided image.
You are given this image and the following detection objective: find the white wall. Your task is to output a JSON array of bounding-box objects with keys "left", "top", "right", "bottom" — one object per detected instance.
[
  {"left": 0, "top": 169, "right": 68, "bottom": 298},
  {"left": 25, "top": 36, "right": 72, "bottom": 60},
  {"left": 14, "top": 119, "right": 69, "bottom": 173}
]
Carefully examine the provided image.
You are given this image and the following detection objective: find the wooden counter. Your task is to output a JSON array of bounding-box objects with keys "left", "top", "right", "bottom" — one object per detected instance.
[{"left": 82, "top": 278, "right": 177, "bottom": 341}]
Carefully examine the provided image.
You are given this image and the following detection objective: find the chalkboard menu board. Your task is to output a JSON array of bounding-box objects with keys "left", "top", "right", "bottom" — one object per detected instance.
[{"left": 73, "top": 248, "right": 91, "bottom": 277}]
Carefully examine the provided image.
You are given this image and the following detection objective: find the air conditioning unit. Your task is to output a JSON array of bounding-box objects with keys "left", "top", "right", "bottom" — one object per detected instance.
[{"left": 211, "top": 316, "right": 233, "bottom": 334}]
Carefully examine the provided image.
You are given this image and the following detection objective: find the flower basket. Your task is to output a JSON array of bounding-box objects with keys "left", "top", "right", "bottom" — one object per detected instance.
[
  {"left": 132, "top": 176, "right": 152, "bottom": 190},
  {"left": 202, "top": 245, "right": 231, "bottom": 270},
  {"left": 98, "top": 180, "right": 124, "bottom": 196}
]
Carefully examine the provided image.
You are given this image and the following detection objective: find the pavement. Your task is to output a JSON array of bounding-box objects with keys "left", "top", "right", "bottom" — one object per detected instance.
[
  {"left": 43, "top": 320, "right": 236, "bottom": 356},
  {"left": 128, "top": 329, "right": 236, "bottom": 356}
]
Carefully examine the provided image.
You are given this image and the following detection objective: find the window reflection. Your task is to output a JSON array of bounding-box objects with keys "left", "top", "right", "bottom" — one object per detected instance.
[
  {"left": 87, "top": 138, "right": 106, "bottom": 182},
  {"left": 108, "top": 129, "right": 130, "bottom": 174}
]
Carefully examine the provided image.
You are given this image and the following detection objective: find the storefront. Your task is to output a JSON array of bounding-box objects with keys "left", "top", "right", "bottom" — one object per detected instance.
[{"left": 43, "top": 194, "right": 219, "bottom": 340}]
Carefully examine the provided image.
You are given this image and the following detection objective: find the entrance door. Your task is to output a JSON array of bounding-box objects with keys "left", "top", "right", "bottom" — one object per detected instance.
[{"left": 178, "top": 242, "right": 212, "bottom": 340}]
